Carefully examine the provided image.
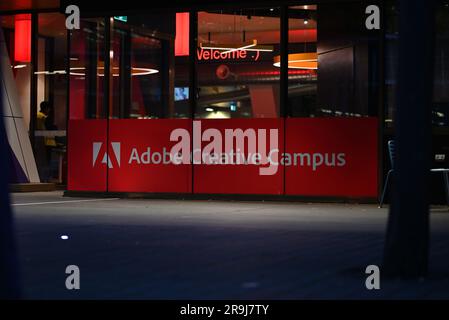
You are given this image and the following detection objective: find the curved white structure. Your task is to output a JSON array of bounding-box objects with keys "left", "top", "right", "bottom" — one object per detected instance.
[{"left": 0, "top": 27, "right": 40, "bottom": 183}]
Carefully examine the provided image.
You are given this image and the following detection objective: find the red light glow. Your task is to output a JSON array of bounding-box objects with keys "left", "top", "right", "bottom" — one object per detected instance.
[
  {"left": 14, "top": 14, "right": 31, "bottom": 63},
  {"left": 175, "top": 13, "right": 189, "bottom": 56}
]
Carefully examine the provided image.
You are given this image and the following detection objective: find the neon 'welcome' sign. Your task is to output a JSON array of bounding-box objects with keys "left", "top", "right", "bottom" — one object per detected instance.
[{"left": 197, "top": 48, "right": 261, "bottom": 62}]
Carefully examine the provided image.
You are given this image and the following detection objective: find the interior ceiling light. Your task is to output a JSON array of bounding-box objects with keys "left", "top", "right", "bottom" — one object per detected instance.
[
  {"left": 34, "top": 70, "right": 66, "bottom": 75},
  {"left": 273, "top": 52, "right": 318, "bottom": 70},
  {"left": 200, "top": 39, "right": 273, "bottom": 52},
  {"left": 96, "top": 66, "right": 159, "bottom": 77},
  {"left": 36, "top": 67, "right": 159, "bottom": 77},
  {"left": 11, "top": 64, "right": 27, "bottom": 69},
  {"left": 221, "top": 39, "right": 258, "bottom": 54}
]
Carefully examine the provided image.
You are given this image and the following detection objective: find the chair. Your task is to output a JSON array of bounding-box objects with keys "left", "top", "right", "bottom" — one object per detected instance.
[{"left": 379, "top": 140, "right": 449, "bottom": 208}]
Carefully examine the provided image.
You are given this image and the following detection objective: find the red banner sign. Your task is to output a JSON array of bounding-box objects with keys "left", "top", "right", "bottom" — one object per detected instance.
[{"left": 67, "top": 118, "right": 378, "bottom": 198}]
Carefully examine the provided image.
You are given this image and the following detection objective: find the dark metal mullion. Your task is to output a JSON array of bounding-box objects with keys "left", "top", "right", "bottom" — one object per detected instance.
[
  {"left": 281, "top": 6, "right": 288, "bottom": 195},
  {"left": 120, "top": 30, "right": 131, "bottom": 119},
  {"left": 161, "top": 39, "right": 170, "bottom": 118},
  {"left": 189, "top": 11, "right": 197, "bottom": 120},
  {"left": 167, "top": 31, "right": 175, "bottom": 118},
  {"left": 378, "top": 0, "right": 387, "bottom": 201},
  {"left": 65, "top": 28, "right": 71, "bottom": 186},
  {"left": 46, "top": 38, "right": 55, "bottom": 111},
  {"left": 189, "top": 10, "right": 198, "bottom": 194},
  {"left": 104, "top": 17, "right": 111, "bottom": 192},
  {"left": 351, "top": 46, "right": 356, "bottom": 115},
  {"left": 280, "top": 6, "right": 288, "bottom": 119},
  {"left": 86, "top": 22, "right": 98, "bottom": 118},
  {"left": 30, "top": 13, "right": 38, "bottom": 152}
]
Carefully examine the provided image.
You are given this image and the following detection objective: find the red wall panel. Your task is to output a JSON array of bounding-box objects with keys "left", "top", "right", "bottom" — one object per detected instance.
[
  {"left": 285, "top": 117, "right": 378, "bottom": 197},
  {"left": 68, "top": 119, "right": 107, "bottom": 191},
  {"left": 193, "top": 118, "right": 284, "bottom": 195},
  {"left": 107, "top": 119, "right": 192, "bottom": 193}
]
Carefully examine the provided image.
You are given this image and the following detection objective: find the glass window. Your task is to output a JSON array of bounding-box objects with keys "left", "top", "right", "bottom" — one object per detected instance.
[
  {"left": 384, "top": 1, "right": 398, "bottom": 127},
  {"left": 0, "top": 14, "right": 32, "bottom": 128},
  {"left": 173, "top": 12, "right": 191, "bottom": 118},
  {"left": 434, "top": 1, "right": 449, "bottom": 127},
  {"left": 385, "top": 0, "right": 449, "bottom": 128},
  {"left": 109, "top": 18, "right": 166, "bottom": 119},
  {"left": 1, "top": 13, "right": 69, "bottom": 183},
  {"left": 196, "top": 8, "right": 281, "bottom": 119},
  {"left": 36, "top": 13, "right": 67, "bottom": 130},
  {"left": 129, "top": 32, "right": 163, "bottom": 118},
  {"left": 69, "top": 18, "right": 106, "bottom": 120},
  {"left": 122, "top": 12, "right": 187, "bottom": 119},
  {"left": 287, "top": 5, "right": 318, "bottom": 117},
  {"left": 35, "top": 13, "right": 68, "bottom": 183},
  {"left": 289, "top": 3, "right": 379, "bottom": 118},
  {"left": 105, "top": 13, "right": 189, "bottom": 119}
]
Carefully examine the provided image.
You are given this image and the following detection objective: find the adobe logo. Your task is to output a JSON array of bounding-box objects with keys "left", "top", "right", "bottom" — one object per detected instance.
[{"left": 92, "top": 142, "right": 121, "bottom": 168}]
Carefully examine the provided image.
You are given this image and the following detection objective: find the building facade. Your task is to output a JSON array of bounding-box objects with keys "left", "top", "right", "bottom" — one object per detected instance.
[{"left": 1, "top": 1, "right": 449, "bottom": 202}]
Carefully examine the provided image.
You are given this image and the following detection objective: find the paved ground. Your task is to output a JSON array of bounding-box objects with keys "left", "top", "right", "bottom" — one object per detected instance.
[{"left": 9, "top": 191, "right": 449, "bottom": 299}]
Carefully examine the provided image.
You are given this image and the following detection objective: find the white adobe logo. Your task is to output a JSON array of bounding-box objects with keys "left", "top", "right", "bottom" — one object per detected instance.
[{"left": 92, "top": 142, "right": 121, "bottom": 168}]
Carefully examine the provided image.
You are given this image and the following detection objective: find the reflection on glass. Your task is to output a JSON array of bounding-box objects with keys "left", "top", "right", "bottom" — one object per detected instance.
[
  {"left": 287, "top": 5, "right": 318, "bottom": 117},
  {"left": 128, "top": 32, "right": 162, "bottom": 119},
  {"left": 0, "top": 15, "right": 32, "bottom": 128},
  {"left": 433, "top": 2, "right": 449, "bottom": 127},
  {"left": 37, "top": 13, "right": 67, "bottom": 130},
  {"left": 69, "top": 18, "right": 105, "bottom": 120},
  {"left": 385, "top": 1, "right": 449, "bottom": 127},
  {"left": 36, "top": 13, "right": 68, "bottom": 183},
  {"left": 196, "top": 9, "right": 281, "bottom": 119},
  {"left": 289, "top": 3, "right": 379, "bottom": 119},
  {"left": 109, "top": 19, "right": 170, "bottom": 119}
]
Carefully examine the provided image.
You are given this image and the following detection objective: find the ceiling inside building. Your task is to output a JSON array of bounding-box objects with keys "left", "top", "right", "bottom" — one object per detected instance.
[
  {"left": 0, "top": 13, "right": 66, "bottom": 38},
  {"left": 198, "top": 8, "right": 317, "bottom": 45},
  {"left": 0, "top": 0, "right": 60, "bottom": 12}
]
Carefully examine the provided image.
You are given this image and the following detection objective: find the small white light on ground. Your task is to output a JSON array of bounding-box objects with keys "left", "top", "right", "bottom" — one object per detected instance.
[
  {"left": 242, "top": 282, "right": 259, "bottom": 289},
  {"left": 61, "top": 235, "right": 69, "bottom": 240}
]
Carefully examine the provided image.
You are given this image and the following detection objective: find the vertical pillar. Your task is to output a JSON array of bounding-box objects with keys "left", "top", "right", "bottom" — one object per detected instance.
[{"left": 383, "top": 0, "right": 436, "bottom": 278}]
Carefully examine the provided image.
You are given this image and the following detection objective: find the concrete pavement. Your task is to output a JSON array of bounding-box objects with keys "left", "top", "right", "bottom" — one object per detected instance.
[{"left": 9, "top": 191, "right": 449, "bottom": 299}]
